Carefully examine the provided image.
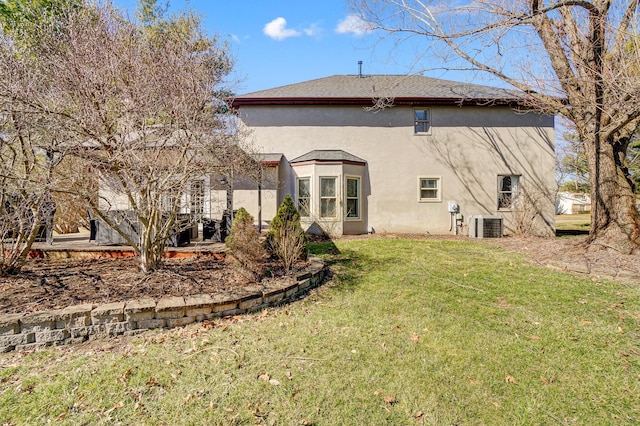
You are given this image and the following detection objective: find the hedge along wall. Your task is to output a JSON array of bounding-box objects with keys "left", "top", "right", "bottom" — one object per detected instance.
[{"left": 0, "top": 258, "right": 326, "bottom": 353}]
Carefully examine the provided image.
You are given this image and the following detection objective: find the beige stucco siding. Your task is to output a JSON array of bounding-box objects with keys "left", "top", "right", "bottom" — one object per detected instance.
[{"left": 239, "top": 104, "right": 555, "bottom": 235}]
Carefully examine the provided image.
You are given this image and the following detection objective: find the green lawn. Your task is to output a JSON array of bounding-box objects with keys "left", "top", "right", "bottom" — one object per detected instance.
[
  {"left": 556, "top": 214, "right": 591, "bottom": 233},
  {"left": 1, "top": 238, "right": 638, "bottom": 425}
]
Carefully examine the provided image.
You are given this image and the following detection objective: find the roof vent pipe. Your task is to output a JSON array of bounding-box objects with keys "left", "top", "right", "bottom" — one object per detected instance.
[{"left": 358, "top": 60, "right": 363, "bottom": 78}]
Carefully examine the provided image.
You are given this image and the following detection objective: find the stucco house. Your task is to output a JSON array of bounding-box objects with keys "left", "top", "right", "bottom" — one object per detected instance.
[{"left": 230, "top": 74, "right": 555, "bottom": 238}]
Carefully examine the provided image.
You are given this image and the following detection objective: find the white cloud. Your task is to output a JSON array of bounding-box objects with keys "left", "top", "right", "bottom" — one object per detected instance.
[
  {"left": 303, "top": 22, "right": 323, "bottom": 37},
  {"left": 264, "top": 17, "right": 301, "bottom": 41},
  {"left": 335, "top": 14, "right": 373, "bottom": 36}
]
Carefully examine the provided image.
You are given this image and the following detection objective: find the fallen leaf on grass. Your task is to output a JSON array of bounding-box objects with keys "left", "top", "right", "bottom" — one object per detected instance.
[
  {"left": 505, "top": 375, "right": 518, "bottom": 384},
  {"left": 540, "top": 376, "right": 549, "bottom": 385},
  {"left": 118, "top": 368, "right": 132, "bottom": 384},
  {"left": 104, "top": 401, "right": 124, "bottom": 415},
  {"left": 467, "top": 376, "right": 478, "bottom": 385},
  {"left": 414, "top": 411, "right": 424, "bottom": 418},
  {"left": 580, "top": 318, "right": 591, "bottom": 324},
  {"left": 411, "top": 333, "right": 420, "bottom": 343},
  {"left": 497, "top": 297, "right": 512, "bottom": 308},
  {"left": 258, "top": 373, "right": 270, "bottom": 381},
  {"left": 384, "top": 396, "right": 397, "bottom": 405},
  {"left": 201, "top": 321, "right": 216, "bottom": 329},
  {"left": 528, "top": 335, "right": 541, "bottom": 340}
]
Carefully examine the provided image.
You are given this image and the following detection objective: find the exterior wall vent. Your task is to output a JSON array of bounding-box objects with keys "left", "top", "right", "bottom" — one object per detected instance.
[{"left": 468, "top": 215, "right": 503, "bottom": 238}]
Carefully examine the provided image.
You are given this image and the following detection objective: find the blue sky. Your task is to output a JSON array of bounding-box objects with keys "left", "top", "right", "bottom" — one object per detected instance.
[{"left": 112, "top": 0, "right": 470, "bottom": 94}]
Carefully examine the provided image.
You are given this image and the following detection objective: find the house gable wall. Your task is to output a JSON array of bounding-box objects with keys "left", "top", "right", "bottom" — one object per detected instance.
[{"left": 239, "top": 104, "right": 555, "bottom": 236}]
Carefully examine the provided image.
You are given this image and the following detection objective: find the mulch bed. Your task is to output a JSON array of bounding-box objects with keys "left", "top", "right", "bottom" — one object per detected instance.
[{"left": 0, "top": 255, "right": 277, "bottom": 315}]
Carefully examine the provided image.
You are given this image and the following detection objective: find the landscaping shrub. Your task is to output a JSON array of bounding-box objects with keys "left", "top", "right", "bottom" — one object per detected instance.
[
  {"left": 225, "top": 207, "right": 267, "bottom": 277},
  {"left": 266, "top": 195, "right": 307, "bottom": 271}
]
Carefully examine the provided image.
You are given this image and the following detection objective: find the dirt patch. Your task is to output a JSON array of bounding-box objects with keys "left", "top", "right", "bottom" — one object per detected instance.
[
  {"left": 0, "top": 255, "right": 284, "bottom": 315},
  {"left": 492, "top": 235, "right": 640, "bottom": 280}
]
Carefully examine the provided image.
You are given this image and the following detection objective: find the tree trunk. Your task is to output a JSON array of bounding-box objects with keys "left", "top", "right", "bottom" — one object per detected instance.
[
  {"left": 138, "top": 219, "right": 166, "bottom": 273},
  {"left": 584, "top": 134, "right": 640, "bottom": 254}
]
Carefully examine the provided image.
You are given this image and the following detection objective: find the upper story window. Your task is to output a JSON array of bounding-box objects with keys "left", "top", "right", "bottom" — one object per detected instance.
[
  {"left": 498, "top": 175, "right": 520, "bottom": 209},
  {"left": 418, "top": 177, "right": 441, "bottom": 202},
  {"left": 297, "top": 177, "right": 311, "bottom": 217},
  {"left": 414, "top": 109, "right": 431, "bottom": 134}
]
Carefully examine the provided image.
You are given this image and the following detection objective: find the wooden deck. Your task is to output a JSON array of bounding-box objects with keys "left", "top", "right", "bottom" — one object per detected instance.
[{"left": 29, "top": 230, "right": 226, "bottom": 259}]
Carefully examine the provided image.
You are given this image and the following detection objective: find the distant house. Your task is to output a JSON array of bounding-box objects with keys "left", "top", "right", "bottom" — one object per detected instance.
[
  {"left": 231, "top": 74, "right": 556, "bottom": 237},
  {"left": 556, "top": 192, "right": 591, "bottom": 215}
]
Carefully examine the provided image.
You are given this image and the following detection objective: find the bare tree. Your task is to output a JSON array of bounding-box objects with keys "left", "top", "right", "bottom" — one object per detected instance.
[
  {"left": 0, "top": 26, "right": 65, "bottom": 274},
  {"left": 0, "top": 123, "right": 58, "bottom": 275},
  {"left": 2, "top": 4, "right": 255, "bottom": 272},
  {"left": 354, "top": 0, "right": 640, "bottom": 253}
]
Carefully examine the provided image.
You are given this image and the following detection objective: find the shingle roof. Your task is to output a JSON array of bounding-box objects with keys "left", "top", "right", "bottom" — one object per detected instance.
[
  {"left": 232, "top": 75, "right": 525, "bottom": 107},
  {"left": 290, "top": 150, "right": 366, "bottom": 165},
  {"left": 254, "top": 153, "right": 283, "bottom": 162},
  {"left": 252, "top": 153, "right": 283, "bottom": 167}
]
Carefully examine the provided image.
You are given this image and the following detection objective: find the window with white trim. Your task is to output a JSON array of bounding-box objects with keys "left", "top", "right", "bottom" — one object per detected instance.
[
  {"left": 345, "top": 176, "right": 360, "bottom": 219},
  {"left": 418, "top": 177, "right": 441, "bottom": 202},
  {"left": 320, "top": 177, "right": 337, "bottom": 218},
  {"left": 497, "top": 175, "right": 520, "bottom": 209},
  {"left": 296, "top": 177, "right": 311, "bottom": 217},
  {"left": 414, "top": 109, "right": 431, "bottom": 134}
]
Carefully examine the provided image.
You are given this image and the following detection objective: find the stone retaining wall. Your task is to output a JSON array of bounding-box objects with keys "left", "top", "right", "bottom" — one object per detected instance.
[{"left": 0, "top": 258, "right": 326, "bottom": 353}]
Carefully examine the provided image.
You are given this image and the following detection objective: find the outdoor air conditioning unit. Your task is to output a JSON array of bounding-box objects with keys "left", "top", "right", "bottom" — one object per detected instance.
[{"left": 468, "top": 215, "right": 503, "bottom": 238}]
